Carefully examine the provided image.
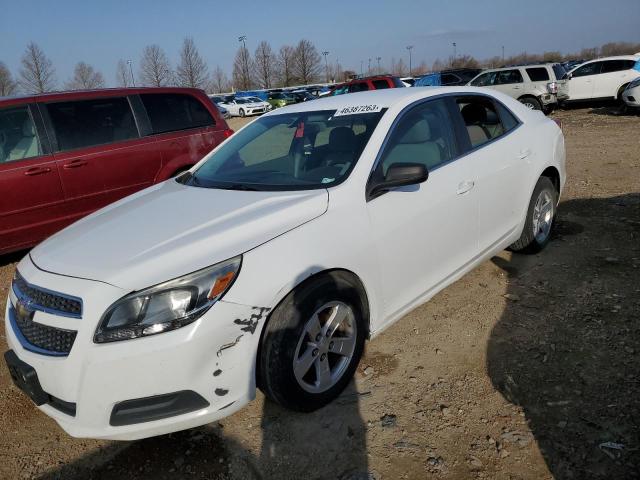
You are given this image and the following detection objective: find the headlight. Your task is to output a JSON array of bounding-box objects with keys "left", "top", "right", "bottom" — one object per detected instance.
[{"left": 94, "top": 256, "right": 241, "bottom": 343}]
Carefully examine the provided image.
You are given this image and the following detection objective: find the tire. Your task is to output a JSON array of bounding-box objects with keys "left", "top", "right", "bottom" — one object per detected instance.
[
  {"left": 617, "top": 84, "right": 629, "bottom": 104},
  {"left": 258, "top": 272, "right": 367, "bottom": 412},
  {"left": 239, "top": 108, "right": 245, "bottom": 117},
  {"left": 510, "top": 176, "right": 558, "bottom": 253},
  {"left": 519, "top": 96, "right": 542, "bottom": 111}
]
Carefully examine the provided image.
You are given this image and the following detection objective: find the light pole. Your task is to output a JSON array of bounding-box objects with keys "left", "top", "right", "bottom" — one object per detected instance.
[
  {"left": 368, "top": 58, "right": 371, "bottom": 74},
  {"left": 360, "top": 60, "right": 363, "bottom": 76},
  {"left": 502, "top": 45, "right": 505, "bottom": 64},
  {"left": 376, "top": 56, "right": 381, "bottom": 74},
  {"left": 322, "top": 51, "right": 329, "bottom": 83},
  {"left": 406, "top": 45, "right": 413, "bottom": 76},
  {"left": 238, "top": 35, "right": 248, "bottom": 90},
  {"left": 126, "top": 59, "right": 135, "bottom": 86},
  {"left": 238, "top": 35, "right": 247, "bottom": 50},
  {"left": 452, "top": 42, "right": 457, "bottom": 67}
]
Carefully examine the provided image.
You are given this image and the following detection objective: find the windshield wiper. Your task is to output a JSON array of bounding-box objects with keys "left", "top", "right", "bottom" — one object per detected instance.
[{"left": 216, "top": 183, "right": 262, "bottom": 191}]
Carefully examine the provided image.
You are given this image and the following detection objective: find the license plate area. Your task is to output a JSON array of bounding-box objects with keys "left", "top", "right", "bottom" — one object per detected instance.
[{"left": 4, "top": 350, "right": 49, "bottom": 405}]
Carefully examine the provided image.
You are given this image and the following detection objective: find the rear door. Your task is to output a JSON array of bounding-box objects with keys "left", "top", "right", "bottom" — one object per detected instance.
[
  {"left": 0, "top": 104, "right": 66, "bottom": 253},
  {"left": 595, "top": 59, "right": 637, "bottom": 98},
  {"left": 568, "top": 62, "right": 602, "bottom": 100},
  {"left": 139, "top": 93, "right": 223, "bottom": 176}
]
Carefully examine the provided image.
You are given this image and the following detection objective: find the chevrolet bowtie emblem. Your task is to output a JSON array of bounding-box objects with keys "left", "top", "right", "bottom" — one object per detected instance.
[{"left": 15, "top": 298, "right": 35, "bottom": 323}]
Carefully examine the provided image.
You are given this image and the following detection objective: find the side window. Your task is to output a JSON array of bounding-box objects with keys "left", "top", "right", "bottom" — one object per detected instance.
[
  {"left": 572, "top": 62, "right": 602, "bottom": 77},
  {"left": 601, "top": 60, "right": 636, "bottom": 73},
  {"left": 456, "top": 97, "right": 506, "bottom": 148},
  {"left": 495, "top": 102, "right": 519, "bottom": 132},
  {"left": 495, "top": 69, "right": 523, "bottom": 85},
  {"left": 441, "top": 73, "right": 460, "bottom": 85},
  {"left": 525, "top": 67, "right": 550, "bottom": 82},
  {"left": 372, "top": 79, "right": 390, "bottom": 89},
  {"left": 470, "top": 72, "right": 496, "bottom": 87},
  {"left": 349, "top": 82, "right": 369, "bottom": 93},
  {"left": 47, "top": 97, "right": 138, "bottom": 151},
  {"left": 0, "top": 106, "right": 42, "bottom": 163},
  {"left": 378, "top": 98, "right": 457, "bottom": 175},
  {"left": 140, "top": 94, "right": 214, "bottom": 135}
]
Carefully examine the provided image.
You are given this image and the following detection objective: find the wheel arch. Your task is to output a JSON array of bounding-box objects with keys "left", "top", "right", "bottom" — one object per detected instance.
[{"left": 540, "top": 165, "right": 560, "bottom": 194}]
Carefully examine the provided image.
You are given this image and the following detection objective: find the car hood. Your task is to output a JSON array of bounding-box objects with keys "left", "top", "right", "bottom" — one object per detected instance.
[{"left": 31, "top": 180, "right": 328, "bottom": 291}]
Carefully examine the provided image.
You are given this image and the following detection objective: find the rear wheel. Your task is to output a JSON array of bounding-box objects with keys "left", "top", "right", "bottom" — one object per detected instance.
[
  {"left": 258, "top": 272, "right": 366, "bottom": 411},
  {"left": 519, "top": 96, "right": 542, "bottom": 111},
  {"left": 510, "top": 176, "right": 558, "bottom": 253}
]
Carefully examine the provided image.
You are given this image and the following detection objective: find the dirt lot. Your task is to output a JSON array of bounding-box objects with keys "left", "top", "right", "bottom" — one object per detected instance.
[{"left": 1, "top": 107, "right": 639, "bottom": 480}]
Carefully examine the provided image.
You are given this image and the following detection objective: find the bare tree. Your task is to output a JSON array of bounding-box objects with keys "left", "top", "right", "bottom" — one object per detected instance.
[
  {"left": 253, "top": 41, "right": 275, "bottom": 89},
  {"left": 232, "top": 45, "right": 253, "bottom": 91},
  {"left": 294, "top": 39, "right": 321, "bottom": 85},
  {"left": 176, "top": 37, "right": 208, "bottom": 88},
  {"left": 276, "top": 45, "right": 297, "bottom": 87},
  {"left": 139, "top": 45, "right": 172, "bottom": 87},
  {"left": 0, "top": 62, "right": 18, "bottom": 97},
  {"left": 64, "top": 61, "right": 105, "bottom": 90},
  {"left": 210, "top": 65, "right": 230, "bottom": 93},
  {"left": 116, "top": 59, "right": 131, "bottom": 87},
  {"left": 19, "top": 42, "right": 56, "bottom": 93}
]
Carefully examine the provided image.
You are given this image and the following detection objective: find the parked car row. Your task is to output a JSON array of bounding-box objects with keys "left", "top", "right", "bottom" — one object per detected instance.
[{"left": 0, "top": 87, "right": 232, "bottom": 255}]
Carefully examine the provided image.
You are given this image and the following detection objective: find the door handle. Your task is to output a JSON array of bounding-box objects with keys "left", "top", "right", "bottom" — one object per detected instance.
[
  {"left": 63, "top": 160, "right": 88, "bottom": 169},
  {"left": 456, "top": 180, "right": 475, "bottom": 195},
  {"left": 513, "top": 86, "right": 521, "bottom": 90},
  {"left": 519, "top": 149, "right": 532, "bottom": 159},
  {"left": 24, "top": 167, "right": 51, "bottom": 176}
]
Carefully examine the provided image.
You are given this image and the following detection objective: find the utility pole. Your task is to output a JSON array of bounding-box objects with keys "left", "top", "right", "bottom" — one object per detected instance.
[
  {"left": 502, "top": 45, "right": 505, "bottom": 64},
  {"left": 368, "top": 58, "right": 371, "bottom": 74},
  {"left": 406, "top": 45, "right": 413, "bottom": 76},
  {"left": 452, "top": 42, "right": 457, "bottom": 67},
  {"left": 376, "top": 56, "right": 381, "bottom": 74},
  {"left": 126, "top": 59, "right": 135, "bottom": 86},
  {"left": 360, "top": 60, "right": 363, "bottom": 76},
  {"left": 322, "top": 51, "right": 329, "bottom": 83}
]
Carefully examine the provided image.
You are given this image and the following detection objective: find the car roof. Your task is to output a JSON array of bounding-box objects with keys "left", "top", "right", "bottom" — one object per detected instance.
[
  {"left": 262, "top": 86, "right": 505, "bottom": 116},
  {"left": 479, "top": 63, "right": 557, "bottom": 73},
  {"left": 567, "top": 55, "right": 640, "bottom": 73}
]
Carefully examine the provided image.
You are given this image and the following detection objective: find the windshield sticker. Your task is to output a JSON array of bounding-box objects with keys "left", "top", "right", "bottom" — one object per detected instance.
[
  {"left": 334, "top": 104, "right": 383, "bottom": 116},
  {"left": 321, "top": 177, "right": 335, "bottom": 184}
]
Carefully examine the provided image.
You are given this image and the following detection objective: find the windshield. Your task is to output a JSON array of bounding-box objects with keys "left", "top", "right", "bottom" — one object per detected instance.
[
  {"left": 235, "top": 98, "right": 249, "bottom": 104},
  {"left": 185, "top": 108, "right": 386, "bottom": 190}
]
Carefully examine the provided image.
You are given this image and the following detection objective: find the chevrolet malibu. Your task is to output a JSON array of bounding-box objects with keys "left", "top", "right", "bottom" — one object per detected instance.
[{"left": 4, "top": 87, "right": 565, "bottom": 440}]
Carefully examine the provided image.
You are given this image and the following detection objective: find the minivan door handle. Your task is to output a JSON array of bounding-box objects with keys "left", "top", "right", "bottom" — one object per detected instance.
[
  {"left": 24, "top": 167, "right": 51, "bottom": 176},
  {"left": 456, "top": 180, "right": 475, "bottom": 195},
  {"left": 63, "top": 160, "right": 88, "bottom": 169}
]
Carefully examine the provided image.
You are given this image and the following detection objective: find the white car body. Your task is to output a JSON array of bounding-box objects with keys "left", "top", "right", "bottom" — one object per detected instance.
[
  {"left": 622, "top": 77, "right": 640, "bottom": 108},
  {"left": 565, "top": 55, "right": 640, "bottom": 101},
  {"left": 5, "top": 87, "right": 565, "bottom": 440},
  {"left": 218, "top": 98, "right": 268, "bottom": 117}
]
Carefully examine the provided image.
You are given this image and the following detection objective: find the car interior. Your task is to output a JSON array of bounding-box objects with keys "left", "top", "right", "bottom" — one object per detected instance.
[
  {"left": 0, "top": 108, "right": 41, "bottom": 163},
  {"left": 459, "top": 101, "right": 505, "bottom": 147}
]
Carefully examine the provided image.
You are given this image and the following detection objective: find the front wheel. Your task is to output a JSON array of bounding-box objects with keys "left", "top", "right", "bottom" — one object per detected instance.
[
  {"left": 510, "top": 176, "right": 558, "bottom": 253},
  {"left": 258, "top": 272, "right": 366, "bottom": 412},
  {"left": 239, "top": 108, "right": 245, "bottom": 117},
  {"left": 519, "top": 96, "right": 542, "bottom": 111}
]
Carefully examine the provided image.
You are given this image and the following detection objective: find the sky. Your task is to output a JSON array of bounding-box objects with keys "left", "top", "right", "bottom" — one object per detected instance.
[{"left": 2, "top": 0, "right": 639, "bottom": 86}]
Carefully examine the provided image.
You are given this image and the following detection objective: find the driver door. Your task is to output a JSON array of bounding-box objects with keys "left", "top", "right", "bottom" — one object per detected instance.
[{"left": 366, "top": 98, "right": 479, "bottom": 320}]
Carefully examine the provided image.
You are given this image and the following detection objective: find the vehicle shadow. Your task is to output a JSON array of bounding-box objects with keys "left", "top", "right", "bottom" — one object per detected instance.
[
  {"left": 37, "top": 272, "right": 370, "bottom": 480},
  {"left": 588, "top": 105, "right": 638, "bottom": 117},
  {"left": 487, "top": 193, "right": 640, "bottom": 478}
]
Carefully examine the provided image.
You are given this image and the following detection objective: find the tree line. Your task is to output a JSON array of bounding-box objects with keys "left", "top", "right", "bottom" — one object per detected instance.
[{"left": 1, "top": 40, "right": 639, "bottom": 97}]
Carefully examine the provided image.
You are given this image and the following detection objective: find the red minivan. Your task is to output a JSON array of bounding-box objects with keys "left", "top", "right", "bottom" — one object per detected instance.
[{"left": 0, "top": 87, "right": 233, "bottom": 256}]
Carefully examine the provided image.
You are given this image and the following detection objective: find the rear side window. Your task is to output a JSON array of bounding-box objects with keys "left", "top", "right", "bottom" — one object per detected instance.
[
  {"left": 600, "top": 60, "right": 637, "bottom": 73},
  {"left": 141, "top": 94, "right": 214, "bottom": 135},
  {"left": 525, "top": 67, "right": 550, "bottom": 82},
  {"left": 572, "top": 62, "right": 602, "bottom": 77},
  {"left": 495, "top": 102, "right": 519, "bottom": 132},
  {"left": 495, "top": 69, "right": 523, "bottom": 85},
  {"left": 456, "top": 97, "right": 506, "bottom": 148},
  {"left": 47, "top": 97, "right": 138, "bottom": 151},
  {"left": 372, "top": 79, "right": 390, "bottom": 89},
  {"left": 552, "top": 64, "right": 566, "bottom": 80},
  {"left": 0, "top": 106, "right": 42, "bottom": 163},
  {"left": 348, "top": 82, "right": 370, "bottom": 93}
]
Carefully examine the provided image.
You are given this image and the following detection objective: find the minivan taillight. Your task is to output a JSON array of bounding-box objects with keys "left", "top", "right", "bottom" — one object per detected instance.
[
  {"left": 223, "top": 129, "right": 234, "bottom": 138},
  {"left": 547, "top": 81, "right": 558, "bottom": 94}
]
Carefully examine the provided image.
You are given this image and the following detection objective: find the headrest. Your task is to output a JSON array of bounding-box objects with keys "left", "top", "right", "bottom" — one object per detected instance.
[
  {"left": 398, "top": 118, "right": 431, "bottom": 144},
  {"left": 461, "top": 103, "right": 487, "bottom": 125},
  {"left": 22, "top": 118, "right": 35, "bottom": 137},
  {"left": 329, "top": 127, "right": 355, "bottom": 152}
]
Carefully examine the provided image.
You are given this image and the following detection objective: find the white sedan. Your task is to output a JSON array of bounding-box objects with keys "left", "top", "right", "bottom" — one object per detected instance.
[
  {"left": 219, "top": 97, "right": 269, "bottom": 117},
  {"left": 4, "top": 87, "right": 565, "bottom": 440}
]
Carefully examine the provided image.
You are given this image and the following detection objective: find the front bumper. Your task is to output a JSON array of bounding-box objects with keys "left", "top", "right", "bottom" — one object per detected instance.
[
  {"left": 539, "top": 93, "right": 558, "bottom": 105},
  {"left": 4, "top": 258, "right": 265, "bottom": 440},
  {"left": 622, "top": 90, "right": 639, "bottom": 107}
]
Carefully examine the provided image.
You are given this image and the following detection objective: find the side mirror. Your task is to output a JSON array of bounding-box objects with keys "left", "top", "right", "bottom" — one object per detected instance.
[{"left": 368, "top": 162, "right": 429, "bottom": 199}]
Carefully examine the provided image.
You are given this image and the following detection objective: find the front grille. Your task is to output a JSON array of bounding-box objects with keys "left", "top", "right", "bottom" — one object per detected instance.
[
  {"left": 11, "top": 305, "right": 77, "bottom": 354},
  {"left": 12, "top": 272, "right": 82, "bottom": 318}
]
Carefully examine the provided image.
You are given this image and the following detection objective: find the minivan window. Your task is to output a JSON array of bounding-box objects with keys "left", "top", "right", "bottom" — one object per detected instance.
[
  {"left": 525, "top": 67, "right": 550, "bottom": 82},
  {"left": 456, "top": 97, "right": 505, "bottom": 148},
  {"left": 0, "top": 106, "right": 42, "bottom": 163},
  {"left": 186, "top": 109, "right": 385, "bottom": 190},
  {"left": 372, "top": 79, "right": 390, "bottom": 89},
  {"left": 47, "top": 97, "right": 138, "bottom": 151},
  {"left": 141, "top": 93, "right": 214, "bottom": 135},
  {"left": 349, "top": 82, "right": 370, "bottom": 93}
]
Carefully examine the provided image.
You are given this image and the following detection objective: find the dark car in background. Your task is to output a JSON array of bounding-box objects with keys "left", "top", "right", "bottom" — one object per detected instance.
[
  {"left": 0, "top": 87, "right": 232, "bottom": 255},
  {"left": 330, "top": 75, "right": 405, "bottom": 95}
]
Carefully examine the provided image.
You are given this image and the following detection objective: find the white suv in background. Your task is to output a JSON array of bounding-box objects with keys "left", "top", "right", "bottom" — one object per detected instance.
[
  {"left": 564, "top": 55, "right": 640, "bottom": 102},
  {"left": 468, "top": 63, "right": 568, "bottom": 113}
]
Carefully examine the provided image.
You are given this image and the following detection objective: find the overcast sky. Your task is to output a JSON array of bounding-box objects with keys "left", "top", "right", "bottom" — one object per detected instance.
[{"left": 3, "top": 0, "right": 639, "bottom": 85}]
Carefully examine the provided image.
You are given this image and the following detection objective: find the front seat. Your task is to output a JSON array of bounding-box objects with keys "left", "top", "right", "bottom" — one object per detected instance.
[
  {"left": 7, "top": 118, "right": 39, "bottom": 161},
  {"left": 381, "top": 117, "right": 441, "bottom": 174}
]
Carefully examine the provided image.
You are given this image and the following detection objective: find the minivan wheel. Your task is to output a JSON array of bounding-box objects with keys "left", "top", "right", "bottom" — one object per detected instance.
[
  {"left": 258, "top": 272, "right": 366, "bottom": 412},
  {"left": 510, "top": 176, "right": 558, "bottom": 253},
  {"left": 239, "top": 108, "right": 245, "bottom": 117},
  {"left": 519, "top": 97, "right": 542, "bottom": 111}
]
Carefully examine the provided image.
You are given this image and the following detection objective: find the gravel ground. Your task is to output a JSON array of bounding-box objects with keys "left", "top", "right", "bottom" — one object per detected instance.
[{"left": 0, "top": 106, "right": 639, "bottom": 480}]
